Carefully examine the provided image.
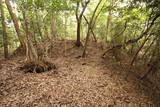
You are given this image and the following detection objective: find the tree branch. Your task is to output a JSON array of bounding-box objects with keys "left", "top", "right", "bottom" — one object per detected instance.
[
  {"left": 83, "top": 15, "right": 97, "bottom": 42},
  {"left": 102, "top": 13, "right": 160, "bottom": 57}
]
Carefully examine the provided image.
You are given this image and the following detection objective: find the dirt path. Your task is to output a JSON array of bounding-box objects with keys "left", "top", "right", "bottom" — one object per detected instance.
[{"left": 0, "top": 40, "right": 160, "bottom": 107}]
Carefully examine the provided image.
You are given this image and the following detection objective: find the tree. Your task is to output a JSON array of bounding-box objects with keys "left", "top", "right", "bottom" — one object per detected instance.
[
  {"left": 20, "top": 0, "right": 57, "bottom": 73},
  {"left": 75, "top": 0, "right": 90, "bottom": 47},
  {"left": 82, "top": 0, "right": 103, "bottom": 57},
  {"left": 0, "top": 0, "right": 9, "bottom": 58},
  {"left": 5, "top": 0, "right": 25, "bottom": 48},
  {"left": 21, "top": 8, "right": 38, "bottom": 62},
  {"left": 50, "top": 17, "right": 57, "bottom": 41},
  {"left": 105, "top": 0, "right": 113, "bottom": 42},
  {"left": 102, "top": 1, "right": 160, "bottom": 58}
]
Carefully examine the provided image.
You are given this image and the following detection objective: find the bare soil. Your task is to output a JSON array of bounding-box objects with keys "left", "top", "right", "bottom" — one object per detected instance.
[{"left": 0, "top": 40, "right": 160, "bottom": 107}]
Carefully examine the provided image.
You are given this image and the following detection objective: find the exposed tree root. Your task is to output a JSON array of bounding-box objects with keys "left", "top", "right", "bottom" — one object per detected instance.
[{"left": 19, "top": 60, "right": 56, "bottom": 73}]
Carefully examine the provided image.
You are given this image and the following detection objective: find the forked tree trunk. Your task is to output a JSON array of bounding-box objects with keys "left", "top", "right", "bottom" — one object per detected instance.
[
  {"left": 83, "top": 15, "right": 97, "bottom": 42},
  {"left": 75, "top": 1, "right": 90, "bottom": 47},
  {"left": 22, "top": 8, "right": 38, "bottom": 62},
  {"left": 0, "top": 0, "right": 9, "bottom": 58},
  {"left": 82, "top": 0, "right": 103, "bottom": 57},
  {"left": 19, "top": 8, "right": 56, "bottom": 73}
]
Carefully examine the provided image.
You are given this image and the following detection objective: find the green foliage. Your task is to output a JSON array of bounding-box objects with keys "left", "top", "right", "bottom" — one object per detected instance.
[{"left": 1, "top": 0, "right": 160, "bottom": 56}]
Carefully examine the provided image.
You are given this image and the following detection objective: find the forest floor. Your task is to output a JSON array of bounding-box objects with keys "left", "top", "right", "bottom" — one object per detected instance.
[{"left": 0, "top": 40, "right": 160, "bottom": 107}]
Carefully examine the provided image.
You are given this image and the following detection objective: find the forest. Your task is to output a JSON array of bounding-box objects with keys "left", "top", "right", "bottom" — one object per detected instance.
[{"left": 0, "top": 0, "right": 160, "bottom": 106}]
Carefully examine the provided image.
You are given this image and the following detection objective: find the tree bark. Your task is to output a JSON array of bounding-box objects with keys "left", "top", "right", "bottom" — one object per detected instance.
[
  {"left": 51, "top": 17, "right": 57, "bottom": 41},
  {"left": 141, "top": 37, "right": 160, "bottom": 79},
  {"left": 5, "top": 0, "right": 25, "bottom": 47},
  {"left": 35, "top": 9, "right": 43, "bottom": 39},
  {"left": 64, "top": 14, "right": 68, "bottom": 37},
  {"left": 141, "top": 37, "right": 157, "bottom": 60},
  {"left": 76, "top": 20, "right": 81, "bottom": 46},
  {"left": 22, "top": 8, "right": 38, "bottom": 62},
  {"left": 0, "top": 0, "right": 9, "bottom": 58},
  {"left": 82, "top": 0, "right": 103, "bottom": 57},
  {"left": 105, "top": 0, "right": 113, "bottom": 42},
  {"left": 75, "top": 0, "right": 90, "bottom": 47},
  {"left": 83, "top": 15, "right": 97, "bottom": 42},
  {"left": 130, "top": 36, "right": 149, "bottom": 65}
]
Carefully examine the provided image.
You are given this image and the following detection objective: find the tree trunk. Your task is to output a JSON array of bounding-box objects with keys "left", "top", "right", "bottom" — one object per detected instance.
[
  {"left": 5, "top": 0, "right": 25, "bottom": 48},
  {"left": 83, "top": 15, "right": 97, "bottom": 42},
  {"left": 141, "top": 37, "right": 157, "bottom": 60},
  {"left": 31, "top": 19, "right": 37, "bottom": 44},
  {"left": 141, "top": 38, "right": 160, "bottom": 79},
  {"left": 106, "top": 11, "right": 111, "bottom": 42},
  {"left": 44, "top": 25, "right": 49, "bottom": 39},
  {"left": 76, "top": 20, "right": 81, "bottom": 47},
  {"left": 82, "top": 28, "right": 91, "bottom": 57},
  {"left": 19, "top": 8, "right": 56, "bottom": 73},
  {"left": 0, "top": 0, "right": 9, "bottom": 58},
  {"left": 35, "top": 9, "right": 43, "bottom": 39},
  {"left": 82, "top": 0, "right": 103, "bottom": 57},
  {"left": 75, "top": 1, "right": 90, "bottom": 47},
  {"left": 105, "top": 0, "right": 113, "bottom": 42},
  {"left": 64, "top": 14, "right": 68, "bottom": 37},
  {"left": 51, "top": 17, "right": 57, "bottom": 41},
  {"left": 130, "top": 36, "right": 149, "bottom": 65},
  {"left": 22, "top": 8, "right": 38, "bottom": 62}
]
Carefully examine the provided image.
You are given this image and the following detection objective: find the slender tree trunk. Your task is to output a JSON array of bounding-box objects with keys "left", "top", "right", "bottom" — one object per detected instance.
[
  {"left": 83, "top": 15, "right": 97, "bottom": 42},
  {"left": 141, "top": 37, "right": 157, "bottom": 60},
  {"left": 75, "top": 1, "right": 90, "bottom": 47},
  {"left": 64, "top": 14, "right": 68, "bottom": 37},
  {"left": 31, "top": 20, "right": 37, "bottom": 44},
  {"left": 44, "top": 25, "right": 49, "bottom": 39},
  {"left": 35, "top": 9, "right": 43, "bottom": 39},
  {"left": 22, "top": 8, "right": 38, "bottom": 62},
  {"left": 82, "top": 27, "right": 91, "bottom": 57},
  {"left": 76, "top": 20, "right": 81, "bottom": 46},
  {"left": 5, "top": 0, "right": 25, "bottom": 47},
  {"left": 141, "top": 37, "right": 160, "bottom": 79},
  {"left": 0, "top": 0, "right": 9, "bottom": 58},
  {"left": 105, "top": 0, "right": 113, "bottom": 42},
  {"left": 130, "top": 36, "right": 149, "bottom": 65},
  {"left": 50, "top": 17, "right": 56, "bottom": 41},
  {"left": 106, "top": 11, "right": 111, "bottom": 42},
  {"left": 82, "top": 0, "right": 103, "bottom": 57}
]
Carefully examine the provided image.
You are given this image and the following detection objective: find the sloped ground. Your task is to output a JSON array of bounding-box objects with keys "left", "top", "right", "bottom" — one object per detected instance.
[{"left": 0, "top": 40, "right": 160, "bottom": 107}]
